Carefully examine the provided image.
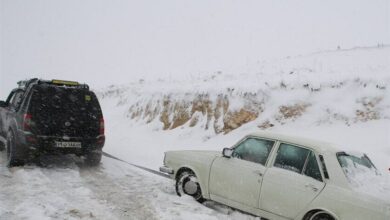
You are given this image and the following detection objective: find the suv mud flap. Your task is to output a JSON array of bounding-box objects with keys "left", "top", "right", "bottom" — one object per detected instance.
[{"left": 0, "top": 136, "right": 6, "bottom": 151}]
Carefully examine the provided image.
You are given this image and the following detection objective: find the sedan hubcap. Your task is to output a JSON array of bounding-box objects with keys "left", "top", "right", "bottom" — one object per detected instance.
[{"left": 183, "top": 180, "right": 198, "bottom": 195}]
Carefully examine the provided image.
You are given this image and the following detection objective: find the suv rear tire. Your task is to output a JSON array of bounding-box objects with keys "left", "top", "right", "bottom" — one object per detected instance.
[
  {"left": 85, "top": 151, "right": 102, "bottom": 166},
  {"left": 6, "top": 130, "right": 25, "bottom": 167}
]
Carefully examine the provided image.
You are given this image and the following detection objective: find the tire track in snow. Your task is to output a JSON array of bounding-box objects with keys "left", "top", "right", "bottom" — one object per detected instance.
[
  {"left": 0, "top": 151, "right": 258, "bottom": 220},
  {"left": 78, "top": 157, "right": 159, "bottom": 220},
  {"left": 0, "top": 153, "right": 158, "bottom": 220},
  {"left": 0, "top": 154, "right": 118, "bottom": 220}
]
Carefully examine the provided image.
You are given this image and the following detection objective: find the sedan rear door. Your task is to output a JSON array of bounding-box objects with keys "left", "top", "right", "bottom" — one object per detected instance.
[{"left": 259, "top": 143, "right": 326, "bottom": 219}]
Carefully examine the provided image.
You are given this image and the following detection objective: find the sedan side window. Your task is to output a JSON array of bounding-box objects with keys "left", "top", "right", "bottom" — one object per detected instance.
[
  {"left": 274, "top": 143, "right": 309, "bottom": 174},
  {"left": 232, "top": 138, "right": 274, "bottom": 165},
  {"left": 304, "top": 151, "right": 323, "bottom": 182}
]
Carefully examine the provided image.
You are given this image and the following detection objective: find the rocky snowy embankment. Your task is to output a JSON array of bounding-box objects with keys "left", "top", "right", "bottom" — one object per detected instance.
[{"left": 98, "top": 46, "right": 390, "bottom": 134}]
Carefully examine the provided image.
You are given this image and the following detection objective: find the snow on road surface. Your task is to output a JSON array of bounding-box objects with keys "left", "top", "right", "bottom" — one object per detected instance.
[{"left": 0, "top": 153, "right": 257, "bottom": 220}]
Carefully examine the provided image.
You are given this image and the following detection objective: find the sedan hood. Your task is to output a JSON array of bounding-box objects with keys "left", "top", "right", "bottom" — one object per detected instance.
[
  {"left": 181, "top": 150, "right": 221, "bottom": 157},
  {"left": 167, "top": 150, "right": 221, "bottom": 160},
  {"left": 164, "top": 150, "right": 221, "bottom": 168}
]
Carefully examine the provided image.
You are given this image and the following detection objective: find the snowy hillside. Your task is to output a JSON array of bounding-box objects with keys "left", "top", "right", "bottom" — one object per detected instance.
[
  {"left": 98, "top": 46, "right": 390, "bottom": 187},
  {"left": 98, "top": 46, "right": 390, "bottom": 134}
]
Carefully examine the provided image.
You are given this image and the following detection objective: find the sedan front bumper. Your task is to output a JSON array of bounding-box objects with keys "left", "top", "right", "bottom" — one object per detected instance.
[{"left": 159, "top": 166, "right": 174, "bottom": 174}]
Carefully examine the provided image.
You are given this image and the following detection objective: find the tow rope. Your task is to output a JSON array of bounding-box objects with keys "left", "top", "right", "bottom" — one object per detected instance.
[{"left": 102, "top": 152, "right": 170, "bottom": 179}]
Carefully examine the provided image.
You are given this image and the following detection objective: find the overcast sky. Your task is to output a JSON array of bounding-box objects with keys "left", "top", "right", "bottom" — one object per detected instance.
[{"left": 1, "top": 0, "right": 389, "bottom": 98}]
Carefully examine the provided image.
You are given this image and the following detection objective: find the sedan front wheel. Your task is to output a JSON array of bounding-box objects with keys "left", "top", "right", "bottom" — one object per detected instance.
[{"left": 175, "top": 171, "right": 204, "bottom": 203}]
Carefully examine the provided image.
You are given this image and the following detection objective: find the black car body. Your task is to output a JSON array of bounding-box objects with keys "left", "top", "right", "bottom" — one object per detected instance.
[{"left": 0, "top": 79, "right": 105, "bottom": 166}]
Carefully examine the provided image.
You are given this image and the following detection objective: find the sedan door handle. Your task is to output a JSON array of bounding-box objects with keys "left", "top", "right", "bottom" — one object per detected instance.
[
  {"left": 253, "top": 170, "right": 263, "bottom": 177},
  {"left": 305, "top": 184, "right": 319, "bottom": 192}
]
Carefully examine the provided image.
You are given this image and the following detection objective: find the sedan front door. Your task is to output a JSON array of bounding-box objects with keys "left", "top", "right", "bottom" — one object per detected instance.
[{"left": 209, "top": 137, "right": 275, "bottom": 208}]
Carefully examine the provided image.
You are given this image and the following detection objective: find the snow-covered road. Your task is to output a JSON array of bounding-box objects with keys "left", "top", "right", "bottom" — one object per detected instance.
[{"left": 0, "top": 152, "right": 257, "bottom": 220}]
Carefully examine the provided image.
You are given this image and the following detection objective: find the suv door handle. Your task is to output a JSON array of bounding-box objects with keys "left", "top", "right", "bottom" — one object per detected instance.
[
  {"left": 305, "top": 184, "right": 319, "bottom": 192},
  {"left": 253, "top": 170, "right": 263, "bottom": 177}
]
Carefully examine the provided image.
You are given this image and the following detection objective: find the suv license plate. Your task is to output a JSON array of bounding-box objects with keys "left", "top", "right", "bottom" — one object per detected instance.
[{"left": 55, "top": 142, "right": 82, "bottom": 148}]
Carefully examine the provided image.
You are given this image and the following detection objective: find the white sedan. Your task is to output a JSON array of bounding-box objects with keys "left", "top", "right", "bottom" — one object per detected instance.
[{"left": 160, "top": 132, "right": 390, "bottom": 220}]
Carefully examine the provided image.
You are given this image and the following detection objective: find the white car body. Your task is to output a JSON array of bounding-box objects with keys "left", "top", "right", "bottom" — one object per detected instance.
[{"left": 160, "top": 132, "right": 390, "bottom": 220}]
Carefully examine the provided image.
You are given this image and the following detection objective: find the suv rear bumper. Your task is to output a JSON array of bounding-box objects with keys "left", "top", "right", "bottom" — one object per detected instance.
[{"left": 15, "top": 129, "right": 105, "bottom": 157}]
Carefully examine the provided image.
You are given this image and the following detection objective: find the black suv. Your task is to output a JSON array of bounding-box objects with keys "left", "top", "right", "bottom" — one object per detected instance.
[{"left": 0, "top": 79, "right": 105, "bottom": 166}]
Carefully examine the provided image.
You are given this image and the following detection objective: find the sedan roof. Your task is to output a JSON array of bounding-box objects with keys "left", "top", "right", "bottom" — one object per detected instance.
[{"left": 248, "top": 131, "right": 341, "bottom": 154}]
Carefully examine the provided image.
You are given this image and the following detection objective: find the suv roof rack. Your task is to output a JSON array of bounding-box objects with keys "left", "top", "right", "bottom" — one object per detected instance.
[
  {"left": 17, "top": 78, "right": 89, "bottom": 90},
  {"left": 39, "top": 79, "right": 90, "bottom": 90}
]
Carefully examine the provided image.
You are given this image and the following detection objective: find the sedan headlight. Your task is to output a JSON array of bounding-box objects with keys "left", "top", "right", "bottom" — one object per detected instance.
[{"left": 163, "top": 153, "right": 167, "bottom": 165}]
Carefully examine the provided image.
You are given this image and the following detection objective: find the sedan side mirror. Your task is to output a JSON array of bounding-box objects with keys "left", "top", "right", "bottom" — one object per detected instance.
[
  {"left": 222, "top": 148, "right": 233, "bottom": 158},
  {"left": 0, "top": 101, "right": 7, "bottom": 108}
]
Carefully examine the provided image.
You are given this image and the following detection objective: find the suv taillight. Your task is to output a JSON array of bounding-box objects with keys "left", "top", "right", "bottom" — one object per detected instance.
[
  {"left": 23, "top": 113, "right": 33, "bottom": 131},
  {"left": 99, "top": 117, "right": 105, "bottom": 135}
]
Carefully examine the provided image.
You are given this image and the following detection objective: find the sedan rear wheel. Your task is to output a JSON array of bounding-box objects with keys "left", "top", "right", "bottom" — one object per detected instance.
[{"left": 175, "top": 171, "right": 204, "bottom": 203}]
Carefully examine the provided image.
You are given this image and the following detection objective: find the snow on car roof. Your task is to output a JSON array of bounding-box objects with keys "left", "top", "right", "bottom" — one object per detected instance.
[{"left": 248, "top": 131, "right": 341, "bottom": 154}]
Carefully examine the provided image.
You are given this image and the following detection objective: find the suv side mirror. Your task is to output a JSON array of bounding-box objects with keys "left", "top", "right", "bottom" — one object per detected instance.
[
  {"left": 0, "top": 101, "right": 7, "bottom": 108},
  {"left": 222, "top": 148, "right": 233, "bottom": 158}
]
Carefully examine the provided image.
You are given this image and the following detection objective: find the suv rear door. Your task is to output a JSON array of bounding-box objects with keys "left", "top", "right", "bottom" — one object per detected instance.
[{"left": 28, "top": 85, "right": 102, "bottom": 138}]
